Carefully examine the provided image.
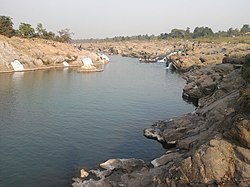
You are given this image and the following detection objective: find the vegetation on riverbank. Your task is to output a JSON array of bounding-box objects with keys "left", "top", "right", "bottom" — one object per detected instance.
[
  {"left": 1, "top": 15, "right": 249, "bottom": 45},
  {"left": 75, "top": 24, "right": 250, "bottom": 44},
  {"left": 0, "top": 16, "right": 73, "bottom": 42}
]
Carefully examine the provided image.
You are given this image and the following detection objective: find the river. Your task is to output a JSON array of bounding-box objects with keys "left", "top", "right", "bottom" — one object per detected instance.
[{"left": 0, "top": 56, "right": 194, "bottom": 187}]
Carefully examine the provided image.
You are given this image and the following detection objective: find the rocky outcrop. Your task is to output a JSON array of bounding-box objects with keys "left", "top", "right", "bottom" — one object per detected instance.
[
  {"left": 0, "top": 34, "right": 107, "bottom": 72},
  {"left": 73, "top": 54, "right": 250, "bottom": 186},
  {"left": 80, "top": 40, "right": 250, "bottom": 71},
  {"left": 182, "top": 63, "right": 244, "bottom": 105}
]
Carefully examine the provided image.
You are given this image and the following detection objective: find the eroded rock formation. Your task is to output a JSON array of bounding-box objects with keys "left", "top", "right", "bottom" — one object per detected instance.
[{"left": 0, "top": 34, "right": 106, "bottom": 72}]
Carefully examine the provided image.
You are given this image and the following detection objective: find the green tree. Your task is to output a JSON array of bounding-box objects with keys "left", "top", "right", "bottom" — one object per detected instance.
[
  {"left": 227, "top": 28, "right": 240, "bottom": 37},
  {"left": 44, "top": 31, "right": 56, "bottom": 40},
  {"left": 169, "top": 28, "right": 186, "bottom": 38},
  {"left": 193, "top": 27, "right": 213, "bottom": 38},
  {"left": 240, "top": 24, "right": 250, "bottom": 34},
  {"left": 18, "top": 23, "right": 35, "bottom": 38},
  {"left": 0, "top": 16, "right": 15, "bottom": 37},
  {"left": 57, "top": 28, "right": 73, "bottom": 42},
  {"left": 185, "top": 27, "right": 191, "bottom": 38},
  {"left": 36, "top": 23, "right": 47, "bottom": 37},
  {"left": 158, "top": 33, "right": 168, "bottom": 40}
]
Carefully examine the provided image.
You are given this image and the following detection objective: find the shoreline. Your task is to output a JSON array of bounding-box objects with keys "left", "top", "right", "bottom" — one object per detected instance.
[
  {"left": 0, "top": 34, "right": 109, "bottom": 73},
  {"left": 72, "top": 54, "right": 250, "bottom": 187},
  {"left": 0, "top": 64, "right": 83, "bottom": 73}
]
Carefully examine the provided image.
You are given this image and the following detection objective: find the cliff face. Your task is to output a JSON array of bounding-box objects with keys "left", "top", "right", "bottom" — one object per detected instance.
[
  {"left": 0, "top": 35, "right": 102, "bottom": 72},
  {"left": 73, "top": 55, "right": 250, "bottom": 187}
]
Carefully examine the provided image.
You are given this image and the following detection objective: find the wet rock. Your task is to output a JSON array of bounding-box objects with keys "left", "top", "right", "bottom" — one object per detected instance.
[
  {"left": 89, "top": 169, "right": 113, "bottom": 179},
  {"left": 143, "top": 128, "right": 164, "bottom": 142}
]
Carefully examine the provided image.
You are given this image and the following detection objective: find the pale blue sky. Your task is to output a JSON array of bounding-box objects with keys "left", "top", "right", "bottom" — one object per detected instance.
[{"left": 1, "top": 0, "right": 250, "bottom": 39}]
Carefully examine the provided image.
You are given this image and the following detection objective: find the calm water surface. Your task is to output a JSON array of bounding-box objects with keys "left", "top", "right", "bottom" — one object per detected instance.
[{"left": 0, "top": 56, "right": 194, "bottom": 187}]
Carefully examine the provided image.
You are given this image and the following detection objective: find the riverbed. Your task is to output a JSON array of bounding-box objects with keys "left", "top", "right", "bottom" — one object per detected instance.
[{"left": 0, "top": 56, "right": 194, "bottom": 187}]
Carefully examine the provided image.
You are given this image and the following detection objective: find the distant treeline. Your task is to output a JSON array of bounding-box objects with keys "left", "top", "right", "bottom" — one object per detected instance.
[
  {"left": 75, "top": 25, "right": 250, "bottom": 43},
  {"left": 0, "top": 16, "right": 73, "bottom": 42},
  {"left": 1, "top": 15, "right": 249, "bottom": 43}
]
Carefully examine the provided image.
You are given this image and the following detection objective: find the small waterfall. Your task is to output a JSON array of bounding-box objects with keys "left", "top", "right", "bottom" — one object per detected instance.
[{"left": 165, "top": 62, "right": 173, "bottom": 70}]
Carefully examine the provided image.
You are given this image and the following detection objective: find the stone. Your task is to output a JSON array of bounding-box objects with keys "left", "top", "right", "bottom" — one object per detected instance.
[
  {"left": 181, "top": 137, "right": 236, "bottom": 184},
  {"left": 100, "top": 158, "right": 146, "bottom": 173},
  {"left": 80, "top": 169, "right": 89, "bottom": 178},
  {"left": 62, "top": 61, "right": 69, "bottom": 67},
  {"left": 151, "top": 153, "right": 182, "bottom": 167},
  {"left": 224, "top": 118, "right": 250, "bottom": 148},
  {"left": 33, "top": 59, "right": 44, "bottom": 66},
  {"left": 143, "top": 128, "right": 164, "bottom": 142},
  {"left": 200, "top": 77, "right": 217, "bottom": 95}
]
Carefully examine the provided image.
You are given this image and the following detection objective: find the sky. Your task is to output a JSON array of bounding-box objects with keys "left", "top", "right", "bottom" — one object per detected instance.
[{"left": 1, "top": 0, "right": 250, "bottom": 39}]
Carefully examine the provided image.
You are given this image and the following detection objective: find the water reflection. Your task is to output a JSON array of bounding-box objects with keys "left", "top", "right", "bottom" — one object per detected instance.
[{"left": 12, "top": 72, "right": 24, "bottom": 81}]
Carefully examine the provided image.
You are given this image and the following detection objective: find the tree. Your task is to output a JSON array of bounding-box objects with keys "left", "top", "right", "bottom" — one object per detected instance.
[
  {"left": 158, "top": 33, "right": 168, "bottom": 40},
  {"left": 18, "top": 23, "right": 35, "bottom": 38},
  {"left": 240, "top": 24, "right": 250, "bottom": 34},
  {"left": 185, "top": 27, "right": 191, "bottom": 38},
  {"left": 169, "top": 28, "right": 186, "bottom": 38},
  {"left": 36, "top": 23, "right": 47, "bottom": 37},
  {"left": 227, "top": 28, "right": 239, "bottom": 37},
  {"left": 44, "top": 31, "right": 56, "bottom": 40},
  {"left": 0, "top": 16, "right": 15, "bottom": 37},
  {"left": 57, "top": 28, "right": 73, "bottom": 42},
  {"left": 192, "top": 26, "right": 214, "bottom": 38}
]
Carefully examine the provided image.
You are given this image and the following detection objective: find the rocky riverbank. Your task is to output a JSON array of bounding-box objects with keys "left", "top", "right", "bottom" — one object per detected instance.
[
  {"left": 72, "top": 54, "right": 250, "bottom": 186},
  {"left": 0, "top": 35, "right": 108, "bottom": 72},
  {"left": 80, "top": 39, "right": 250, "bottom": 71}
]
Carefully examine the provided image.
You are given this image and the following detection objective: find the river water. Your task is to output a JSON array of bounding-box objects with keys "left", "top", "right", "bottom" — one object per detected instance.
[{"left": 0, "top": 56, "right": 194, "bottom": 187}]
